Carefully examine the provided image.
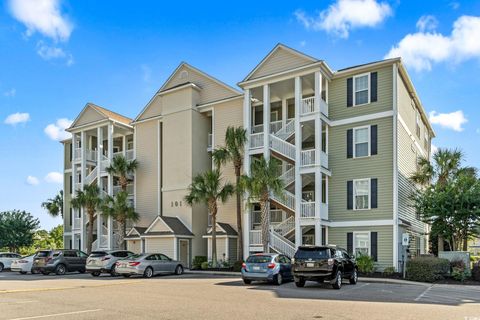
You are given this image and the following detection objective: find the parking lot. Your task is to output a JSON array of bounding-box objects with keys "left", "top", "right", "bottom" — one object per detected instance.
[{"left": 0, "top": 271, "right": 479, "bottom": 319}]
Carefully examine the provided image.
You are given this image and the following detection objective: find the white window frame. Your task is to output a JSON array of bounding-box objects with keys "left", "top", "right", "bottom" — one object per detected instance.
[
  {"left": 353, "top": 125, "right": 371, "bottom": 158},
  {"left": 353, "top": 178, "right": 371, "bottom": 211},
  {"left": 353, "top": 231, "right": 371, "bottom": 257},
  {"left": 353, "top": 73, "right": 370, "bottom": 106}
]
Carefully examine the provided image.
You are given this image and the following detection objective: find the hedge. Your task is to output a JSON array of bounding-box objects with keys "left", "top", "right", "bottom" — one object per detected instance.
[{"left": 406, "top": 256, "right": 450, "bottom": 282}]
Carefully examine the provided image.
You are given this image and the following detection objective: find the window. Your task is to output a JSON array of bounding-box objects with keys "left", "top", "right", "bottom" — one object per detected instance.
[
  {"left": 354, "top": 232, "right": 370, "bottom": 256},
  {"left": 354, "top": 74, "right": 369, "bottom": 105},
  {"left": 354, "top": 127, "right": 370, "bottom": 158},
  {"left": 354, "top": 179, "right": 370, "bottom": 210},
  {"left": 416, "top": 110, "right": 421, "bottom": 137},
  {"left": 160, "top": 254, "right": 171, "bottom": 261}
]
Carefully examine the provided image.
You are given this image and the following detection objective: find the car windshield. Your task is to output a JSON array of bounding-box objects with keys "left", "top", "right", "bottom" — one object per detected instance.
[
  {"left": 246, "top": 255, "right": 272, "bottom": 263},
  {"left": 36, "top": 251, "right": 50, "bottom": 258},
  {"left": 89, "top": 251, "right": 107, "bottom": 258},
  {"left": 295, "top": 248, "right": 330, "bottom": 260}
]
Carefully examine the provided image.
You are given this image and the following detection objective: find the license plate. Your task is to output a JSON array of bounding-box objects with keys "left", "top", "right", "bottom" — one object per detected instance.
[
  {"left": 306, "top": 262, "right": 315, "bottom": 268},
  {"left": 252, "top": 266, "right": 260, "bottom": 271}
]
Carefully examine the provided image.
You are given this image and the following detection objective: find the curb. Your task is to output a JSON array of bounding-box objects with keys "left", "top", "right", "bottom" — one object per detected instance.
[{"left": 186, "top": 270, "right": 241, "bottom": 276}]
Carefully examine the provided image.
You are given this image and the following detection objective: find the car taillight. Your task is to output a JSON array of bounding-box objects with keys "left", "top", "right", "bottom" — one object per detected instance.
[
  {"left": 328, "top": 258, "right": 334, "bottom": 266},
  {"left": 267, "top": 263, "right": 276, "bottom": 269},
  {"left": 241, "top": 263, "right": 246, "bottom": 269},
  {"left": 128, "top": 262, "right": 141, "bottom": 266},
  {"left": 101, "top": 257, "right": 111, "bottom": 261}
]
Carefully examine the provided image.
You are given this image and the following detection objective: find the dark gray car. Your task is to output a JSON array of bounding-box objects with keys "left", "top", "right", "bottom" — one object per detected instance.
[{"left": 32, "top": 249, "right": 88, "bottom": 275}]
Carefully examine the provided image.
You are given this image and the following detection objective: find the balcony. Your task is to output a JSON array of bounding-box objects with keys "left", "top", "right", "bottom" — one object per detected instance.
[
  {"left": 300, "top": 97, "right": 329, "bottom": 116},
  {"left": 85, "top": 149, "right": 97, "bottom": 162},
  {"left": 249, "top": 132, "right": 264, "bottom": 149},
  {"left": 301, "top": 149, "right": 315, "bottom": 167},
  {"left": 113, "top": 184, "right": 134, "bottom": 196},
  {"left": 249, "top": 230, "right": 262, "bottom": 246},
  {"left": 73, "top": 217, "right": 81, "bottom": 230},
  {"left": 74, "top": 148, "right": 81, "bottom": 161},
  {"left": 300, "top": 201, "right": 316, "bottom": 218},
  {"left": 126, "top": 149, "right": 135, "bottom": 161}
]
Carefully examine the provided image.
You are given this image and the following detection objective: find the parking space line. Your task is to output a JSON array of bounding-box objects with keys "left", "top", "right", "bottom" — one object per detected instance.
[
  {"left": 7, "top": 309, "right": 102, "bottom": 320},
  {"left": 414, "top": 285, "right": 434, "bottom": 301},
  {"left": 0, "top": 280, "right": 143, "bottom": 294}
]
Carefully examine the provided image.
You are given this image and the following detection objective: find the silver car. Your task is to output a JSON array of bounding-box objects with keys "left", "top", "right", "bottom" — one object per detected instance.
[
  {"left": 0, "top": 252, "right": 22, "bottom": 272},
  {"left": 115, "top": 253, "right": 184, "bottom": 278},
  {"left": 86, "top": 250, "right": 134, "bottom": 277}
]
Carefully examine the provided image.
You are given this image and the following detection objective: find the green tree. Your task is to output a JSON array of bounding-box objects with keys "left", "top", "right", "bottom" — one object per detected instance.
[
  {"left": 240, "top": 157, "right": 284, "bottom": 253},
  {"left": 101, "top": 191, "right": 139, "bottom": 249},
  {"left": 184, "top": 170, "right": 234, "bottom": 267},
  {"left": 41, "top": 190, "right": 64, "bottom": 218},
  {"left": 212, "top": 126, "right": 247, "bottom": 261},
  {"left": 71, "top": 185, "right": 102, "bottom": 254},
  {"left": 20, "top": 225, "right": 64, "bottom": 255},
  {"left": 49, "top": 225, "right": 64, "bottom": 248},
  {"left": 106, "top": 155, "right": 138, "bottom": 192},
  {"left": 411, "top": 148, "right": 480, "bottom": 252},
  {"left": 0, "top": 210, "right": 40, "bottom": 252}
]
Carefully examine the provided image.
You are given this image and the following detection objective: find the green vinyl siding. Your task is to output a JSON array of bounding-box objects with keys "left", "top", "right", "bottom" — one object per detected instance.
[
  {"left": 329, "top": 116, "right": 393, "bottom": 221},
  {"left": 328, "top": 225, "right": 393, "bottom": 270},
  {"left": 329, "top": 65, "right": 393, "bottom": 121}
]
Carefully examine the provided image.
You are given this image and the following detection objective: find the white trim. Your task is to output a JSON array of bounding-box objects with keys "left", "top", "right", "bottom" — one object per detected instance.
[
  {"left": 328, "top": 220, "right": 394, "bottom": 227},
  {"left": 132, "top": 115, "right": 163, "bottom": 125},
  {"left": 144, "top": 216, "right": 174, "bottom": 234},
  {"left": 125, "top": 237, "right": 141, "bottom": 241},
  {"left": 158, "top": 82, "right": 201, "bottom": 96},
  {"left": 392, "top": 63, "right": 399, "bottom": 270},
  {"left": 196, "top": 95, "right": 243, "bottom": 111},
  {"left": 353, "top": 231, "right": 371, "bottom": 256},
  {"left": 157, "top": 120, "right": 161, "bottom": 216},
  {"left": 334, "top": 58, "right": 400, "bottom": 77},
  {"left": 352, "top": 73, "right": 370, "bottom": 106},
  {"left": 352, "top": 125, "right": 371, "bottom": 158},
  {"left": 329, "top": 110, "right": 393, "bottom": 127},
  {"left": 353, "top": 178, "right": 371, "bottom": 211}
]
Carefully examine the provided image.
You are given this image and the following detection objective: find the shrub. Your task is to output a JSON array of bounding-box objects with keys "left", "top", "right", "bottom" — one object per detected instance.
[
  {"left": 192, "top": 256, "right": 207, "bottom": 270},
  {"left": 406, "top": 256, "right": 450, "bottom": 282},
  {"left": 472, "top": 262, "right": 480, "bottom": 282},
  {"left": 450, "top": 259, "right": 470, "bottom": 282},
  {"left": 200, "top": 261, "right": 209, "bottom": 270},
  {"left": 232, "top": 261, "right": 243, "bottom": 272},
  {"left": 356, "top": 254, "right": 375, "bottom": 274},
  {"left": 383, "top": 266, "right": 396, "bottom": 276}
]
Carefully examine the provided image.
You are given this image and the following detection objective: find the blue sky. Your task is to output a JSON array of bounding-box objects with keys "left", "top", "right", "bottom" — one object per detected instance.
[{"left": 0, "top": 0, "right": 479, "bottom": 230}]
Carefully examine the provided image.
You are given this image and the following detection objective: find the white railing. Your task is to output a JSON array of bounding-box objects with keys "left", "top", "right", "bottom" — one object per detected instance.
[
  {"left": 271, "top": 190, "right": 295, "bottom": 211},
  {"left": 280, "top": 166, "right": 295, "bottom": 186},
  {"left": 74, "top": 148, "right": 81, "bottom": 161},
  {"left": 270, "top": 120, "right": 283, "bottom": 134},
  {"left": 251, "top": 209, "right": 284, "bottom": 225},
  {"left": 126, "top": 149, "right": 135, "bottom": 161},
  {"left": 249, "top": 230, "right": 262, "bottom": 246},
  {"left": 73, "top": 217, "right": 81, "bottom": 230},
  {"left": 270, "top": 135, "right": 295, "bottom": 160},
  {"left": 301, "top": 149, "right": 316, "bottom": 166},
  {"left": 275, "top": 120, "right": 295, "bottom": 140},
  {"left": 270, "top": 229, "right": 296, "bottom": 258},
  {"left": 74, "top": 182, "right": 82, "bottom": 191},
  {"left": 252, "top": 124, "right": 263, "bottom": 134},
  {"left": 249, "top": 132, "right": 264, "bottom": 149},
  {"left": 300, "top": 201, "right": 316, "bottom": 218},
  {"left": 113, "top": 184, "right": 134, "bottom": 195},
  {"left": 85, "top": 149, "right": 97, "bottom": 162},
  {"left": 272, "top": 216, "right": 295, "bottom": 236},
  {"left": 207, "top": 133, "right": 212, "bottom": 150},
  {"left": 100, "top": 155, "right": 110, "bottom": 173},
  {"left": 100, "top": 190, "right": 109, "bottom": 199},
  {"left": 301, "top": 97, "right": 316, "bottom": 115},
  {"left": 321, "top": 150, "right": 328, "bottom": 168},
  {"left": 320, "top": 98, "right": 329, "bottom": 116},
  {"left": 84, "top": 167, "right": 98, "bottom": 185},
  {"left": 113, "top": 151, "right": 123, "bottom": 159}
]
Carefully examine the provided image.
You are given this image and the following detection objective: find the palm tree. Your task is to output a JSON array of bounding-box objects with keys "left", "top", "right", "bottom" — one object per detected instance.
[
  {"left": 106, "top": 155, "right": 138, "bottom": 192},
  {"left": 41, "top": 191, "right": 64, "bottom": 218},
  {"left": 101, "top": 191, "right": 140, "bottom": 250},
  {"left": 184, "top": 170, "right": 234, "bottom": 267},
  {"left": 240, "top": 157, "right": 284, "bottom": 253},
  {"left": 212, "top": 126, "right": 247, "bottom": 261},
  {"left": 71, "top": 184, "right": 102, "bottom": 254}
]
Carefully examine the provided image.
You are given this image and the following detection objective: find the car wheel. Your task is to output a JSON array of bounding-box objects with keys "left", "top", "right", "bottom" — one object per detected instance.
[
  {"left": 91, "top": 272, "right": 101, "bottom": 277},
  {"left": 174, "top": 265, "right": 183, "bottom": 275},
  {"left": 143, "top": 267, "right": 153, "bottom": 278},
  {"left": 41, "top": 271, "right": 50, "bottom": 276},
  {"left": 122, "top": 274, "right": 131, "bottom": 278},
  {"left": 20, "top": 271, "right": 27, "bottom": 275},
  {"left": 31, "top": 269, "right": 39, "bottom": 274},
  {"left": 332, "top": 271, "right": 342, "bottom": 290},
  {"left": 110, "top": 265, "right": 118, "bottom": 277},
  {"left": 55, "top": 264, "right": 66, "bottom": 275},
  {"left": 0, "top": 263, "right": 4, "bottom": 272},
  {"left": 295, "top": 278, "right": 305, "bottom": 288},
  {"left": 349, "top": 269, "right": 358, "bottom": 285},
  {"left": 274, "top": 273, "right": 283, "bottom": 286},
  {"left": 243, "top": 279, "right": 252, "bottom": 285}
]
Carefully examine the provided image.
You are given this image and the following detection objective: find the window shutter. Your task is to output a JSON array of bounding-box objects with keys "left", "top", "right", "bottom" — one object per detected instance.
[
  {"left": 347, "top": 180, "right": 353, "bottom": 210},
  {"left": 370, "top": 72, "right": 378, "bottom": 102},
  {"left": 347, "top": 129, "right": 353, "bottom": 158},
  {"left": 371, "top": 232, "right": 378, "bottom": 261},
  {"left": 371, "top": 125, "right": 378, "bottom": 155},
  {"left": 347, "top": 233, "right": 353, "bottom": 255},
  {"left": 347, "top": 77, "right": 353, "bottom": 107},
  {"left": 371, "top": 178, "right": 378, "bottom": 209}
]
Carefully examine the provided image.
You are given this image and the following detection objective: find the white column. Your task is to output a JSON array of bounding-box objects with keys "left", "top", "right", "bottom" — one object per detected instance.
[
  {"left": 294, "top": 76, "right": 302, "bottom": 248},
  {"left": 71, "top": 134, "right": 77, "bottom": 245},
  {"left": 80, "top": 131, "right": 87, "bottom": 251},
  {"left": 107, "top": 123, "right": 114, "bottom": 249},
  {"left": 263, "top": 84, "right": 270, "bottom": 160},
  {"left": 314, "top": 71, "right": 322, "bottom": 114},
  {"left": 97, "top": 127, "right": 103, "bottom": 247},
  {"left": 282, "top": 98, "right": 287, "bottom": 127},
  {"left": 122, "top": 135, "right": 126, "bottom": 156},
  {"left": 243, "top": 89, "right": 251, "bottom": 259}
]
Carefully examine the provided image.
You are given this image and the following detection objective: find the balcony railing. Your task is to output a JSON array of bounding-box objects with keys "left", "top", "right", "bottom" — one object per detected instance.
[
  {"left": 249, "top": 132, "right": 264, "bottom": 149},
  {"left": 270, "top": 120, "right": 283, "bottom": 134},
  {"left": 252, "top": 124, "right": 263, "bottom": 134},
  {"left": 300, "top": 201, "right": 316, "bottom": 218},
  {"left": 73, "top": 217, "right": 81, "bottom": 230},
  {"left": 126, "top": 149, "right": 135, "bottom": 161},
  {"left": 301, "top": 97, "right": 316, "bottom": 115},
  {"left": 74, "top": 148, "right": 81, "bottom": 161},
  {"left": 270, "top": 135, "right": 295, "bottom": 160},
  {"left": 249, "top": 230, "right": 262, "bottom": 246},
  {"left": 251, "top": 209, "right": 285, "bottom": 225},
  {"left": 85, "top": 149, "right": 97, "bottom": 162},
  {"left": 301, "top": 149, "right": 316, "bottom": 166},
  {"left": 113, "top": 184, "right": 134, "bottom": 196},
  {"left": 74, "top": 182, "right": 82, "bottom": 191}
]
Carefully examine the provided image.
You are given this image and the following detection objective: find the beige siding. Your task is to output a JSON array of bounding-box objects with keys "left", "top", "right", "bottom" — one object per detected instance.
[
  {"left": 329, "top": 66, "right": 393, "bottom": 121},
  {"left": 163, "top": 65, "right": 238, "bottom": 105},
  {"left": 144, "top": 237, "right": 175, "bottom": 258},
  {"left": 149, "top": 219, "right": 171, "bottom": 232},
  {"left": 329, "top": 117, "right": 394, "bottom": 221},
  {"left": 207, "top": 237, "right": 228, "bottom": 261},
  {"left": 64, "top": 141, "right": 72, "bottom": 170},
  {"left": 135, "top": 120, "right": 159, "bottom": 226},
  {"left": 137, "top": 95, "right": 163, "bottom": 121},
  {"left": 249, "top": 47, "right": 313, "bottom": 80},
  {"left": 63, "top": 172, "right": 72, "bottom": 233},
  {"left": 328, "top": 225, "right": 393, "bottom": 270},
  {"left": 74, "top": 107, "right": 105, "bottom": 127},
  {"left": 126, "top": 239, "right": 142, "bottom": 254}
]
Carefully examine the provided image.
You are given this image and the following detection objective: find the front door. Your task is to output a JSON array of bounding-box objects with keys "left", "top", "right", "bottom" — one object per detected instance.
[{"left": 179, "top": 239, "right": 189, "bottom": 268}]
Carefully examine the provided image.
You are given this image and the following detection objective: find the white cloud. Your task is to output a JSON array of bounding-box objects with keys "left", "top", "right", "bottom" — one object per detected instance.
[
  {"left": 36, "top": 42, "right": 74, "bottom": 65},
  {"left": 295, "top": 0, "right": 392, "bottom": 38},
  {"left": 430, "top": 144, "right": 438, "bottom": 157},
  {"left": 44, "top": 118, "right": 72, "bottom": 141},
  {"left": 4, "top": 112, "right": 30, "bottom": 125},
  {"left": 8, "top": 0, "right": 73, "bottom": 42},
  {"left": 416, "top": 15, "right": 438, "bottom": 32},
  {"left": 3, "top": 88, "right": 16, "bottom": 97},
  {"left": 386, "top": 15, "right": 480, "bottom": 71},
  {"left": 428, "top": 110, "right": 467, "bottom": 132},
  {"left": 26, "top": 175, "right": 39, "bottom": 186},
  {"left": 45, "top": 171, "right": 63, "bottom": 184}
]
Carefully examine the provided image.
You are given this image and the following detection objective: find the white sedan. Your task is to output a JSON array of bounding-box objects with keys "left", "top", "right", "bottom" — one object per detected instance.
[
  {"left": 0, "top": 252, "right": 22, "bottom": 272},
  {"left": 10, "top": 255, "right": 36, "bottom": 274}
]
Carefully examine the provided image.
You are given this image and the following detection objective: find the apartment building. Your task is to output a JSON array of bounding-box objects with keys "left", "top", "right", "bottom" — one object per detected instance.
[{"left": 62, "top": 44, "right": 433, "bottom": 270}]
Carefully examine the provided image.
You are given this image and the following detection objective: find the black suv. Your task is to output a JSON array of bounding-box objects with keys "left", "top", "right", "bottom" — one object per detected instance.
[
  {"left": 292, "top": 245, "right": 357, "bottom": 289},
  {"left": 32, "top": 249, "right": 88, "bottom": 275}
]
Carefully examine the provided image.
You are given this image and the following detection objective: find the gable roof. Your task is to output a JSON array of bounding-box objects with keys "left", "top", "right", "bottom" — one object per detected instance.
[
  {"left": 69, "top": 102, "right": 132, "bottom": 130},
  {"left": 205, "top": 222, "right": 238, "bottom": 236},
  {"left": 144, "top": 216, "right": 194, "bottom": 236},
  {"left": 242, "top": 43, "right": 319, "bottom": 82}
]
